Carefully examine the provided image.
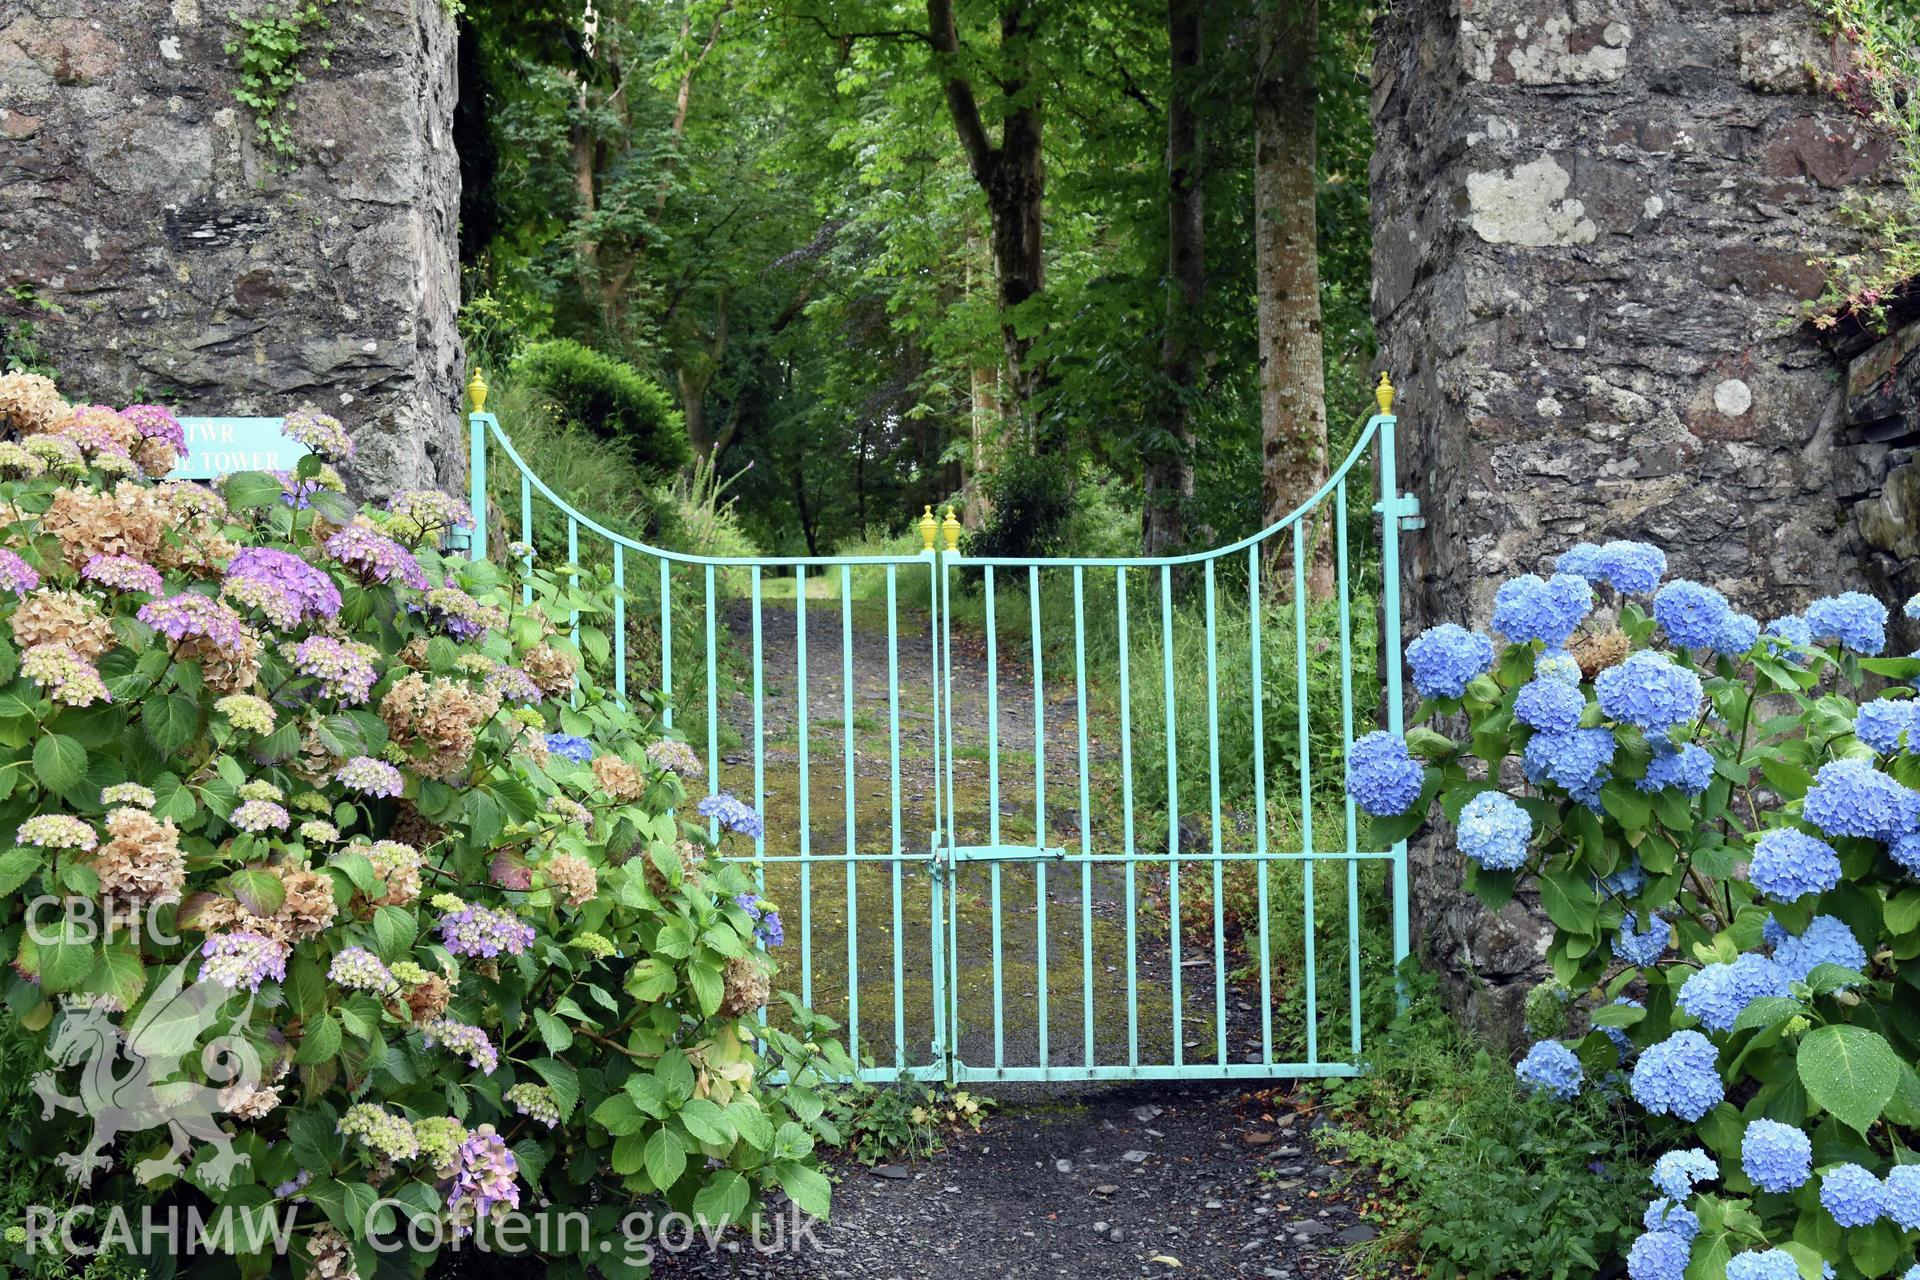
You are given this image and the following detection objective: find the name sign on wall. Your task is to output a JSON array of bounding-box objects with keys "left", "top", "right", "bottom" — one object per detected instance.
[{"left": 167, "top": 417, "right": 311, "bottom": 480}]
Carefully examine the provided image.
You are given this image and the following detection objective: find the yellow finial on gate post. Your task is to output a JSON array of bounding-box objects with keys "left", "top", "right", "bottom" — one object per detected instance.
[
  {"left": 1375, "top": 371, "right": 1395, "bottom": 416},
  {"left": 919, "top": 505, "right": 938, "bottom": 552},
  {"left": 468, "top": 367, "right": 490, "bottom": 414},
  {"left": 941, "top": 505, "right": 962, "bottom": 553}
]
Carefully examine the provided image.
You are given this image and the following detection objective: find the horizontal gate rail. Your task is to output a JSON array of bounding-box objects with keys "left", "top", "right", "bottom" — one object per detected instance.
[{"left": 466, "top": 373, "right": 1412, "bottom": 1086}]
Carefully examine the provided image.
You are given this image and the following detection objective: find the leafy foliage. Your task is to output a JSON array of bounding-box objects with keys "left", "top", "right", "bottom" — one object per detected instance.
[
  {"left": 1377, "top": 555, "right": 1920, "bottom": 1278},
  {"left": 0, "top": 375, "right": 837, "bottom": 1277},
  {"left": 514, "top": 339, "right": 691, "bottom": 478}
]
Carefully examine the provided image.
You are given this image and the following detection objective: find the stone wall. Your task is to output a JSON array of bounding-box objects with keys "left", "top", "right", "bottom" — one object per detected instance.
[
  {"left": 1371, "top": 0, "right": 1914, "bottom": 1044},
  {"left": 0, "top": 0, "right": 464, "bottom": 499}
]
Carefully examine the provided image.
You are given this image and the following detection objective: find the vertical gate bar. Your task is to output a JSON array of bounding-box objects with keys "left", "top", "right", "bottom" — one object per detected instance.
[
  {"left": 1030, "top": 564, "right": 1048, "bottom": 1070},
  {"left": 705, "top": 565, "right": 719, "bottom": 831},
  {"left": 796, "top": 565, "right": 812, "bottom": 1008},
  {"left": 751, "top": 566, "right": 765, "bottom": 887},
  {"left": 1379, "top": 414, "right": 1412, "bottom": 987},
  {"left": 1117, "top": 568, "right": 1139, "bottom": 1068},
  {"left": 1293, "top": 522, "right": 1318, "bottom": 1064},
  {"left": 566, "top": 518, "right": 580, "bottom": 651},
  {"left": 1249, "top": 544, "right": 1272, "bottom": 1065},
  {"left": 984, "top": 566, "right": 1003, "bottom": 1069},
  {"left": 1338, "top": 480, "right": 1361, "bottom": 1059},
  {"left": 930, "top": 552, "right": 949, "bottom": 1072},
  {"left": 659, "top": 559, "right": 673, "bottom": 729},
  {"left": 613, "top": 546, "right": 627, "bottom": 705},
  {"left": 1161, "top": 564, "right": 1182, "bottom": 1067},
  {"left": 941, "top": 551, "right": 960, "bottom": 1077},
  {"left": 519, "top": 475, "right": 533, "bottom": 606},
  {"left": 468, "top": 412, "right": 488, "bottom": 561},
  {"left": 1073, "top": 566, "right": 1093, "bottom": 1068},
  {"left": 842, "top": 565, "right": 859, "bottom": 1060},
  {"left": 1204, "top": 559, "right": 1226, "bottom": 1066},
  {"left": 887, "top": 565, "right": 905, "bottom": 1070}
]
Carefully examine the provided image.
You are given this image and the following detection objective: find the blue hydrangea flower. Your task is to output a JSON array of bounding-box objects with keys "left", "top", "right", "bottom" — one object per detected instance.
[
  {"left": 1820, "top": 1162, "right": 1885, "bottom": 1227},
  {"left": 1602, "top": 856, "right": 1648, "bottom": 898},
  {"left": 1535, "top": 649, "right": 1582, "bottom": 684},
  {"left": 1523, "top": 728, "right": 1616, "bottom": 802},
  {"left": 1631, "top": 1031, "right": 1724, "bottom": 1122},
  {"left": 1903, "top": 1266, "right": 1920, "bottom": 1280},
  {"left": 1714, "top": 612, "right": 1760, "bottom": 656},
  {"left": 1677, "top": 954, "right": 1787, "bottom": 1033},
  {"left": 1600, "top": 996, "right": 1643, "bottom": 1059},
  {"left": 1906, "top": 592, "right": 1920, "bottom": 620},
  {"left": 1855, "top": 697, "right": 1920, "bottom": 755},
  {"left": 1347, "top": 731, "right": 1425, "bottom": 817},
  {"left": 1748, "top": 828, "right": 1842, "bottom": 903},
  {"left": 1803, "top": 758, "right": 1910, "bottom": 841},
  {"left": 1726, "top": 1252, "right": 1803, "bottom": 1280},
  {"left": 1406, "top": 623, "right": 1496, "bottom": 699},
  {"left": 1457, "top": 790, "right": 1532, "bottom": 871},
  {"left": 1515, "top": 677, "right": 1586, "bottom": 732},
  {"left": 1884, "top": 1164, "right": 1920, "bottom": 1230},
  {"left": 544, "top": 733, "right": 594, "bottom": 763},
  {"left": 1740, "top": 1118, "right": 1812, "bottom": 1193},
  {"left": 697, "top": 793, "right": 765, "bottom": 839},
  {"left": 1653, "top": 580, "right": 1733, "bottom": 649},
  {"left": 1806, "top": 591, "right": 1888, "bottom": 655},
  {"left": 1515, "top": 1039, "right": 1583, "bottom": 1100},
  {"left": 1614, "top": 911, "right": 1671, "bottom": 966},
  {"left": 1758, "top": 617, "right": 1804, "bottom": 660},
  {"left": 1493, "top": 573, "right": 1594, "bottom": 647},
  {"left": 1643, "top": 1197, "right": 1699, "bottom": 1243},
  {"left": 1639, "top": 743, "right": 1714, "bottom": 796},
  {"left": 1651, "top": 1148, "right": 1719, "bottom": 1201},
  {"left": 1561, "top": 541, "right": 1668, "bottom": 594},
  {"left": 1765, "top": 914, "right": 1868, "bottom": 984},
  {"left": 1625, "top": 1230, "right": 1690, "bottom": 1280},
  {"left": 1894, "top": 833, "right": 1920, "bottom": 877},
  {"left": 1596, "top": 651, "right": 1704, "bottom": 734}
]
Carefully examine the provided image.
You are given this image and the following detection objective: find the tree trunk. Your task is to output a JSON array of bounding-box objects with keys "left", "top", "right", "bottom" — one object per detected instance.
[
  {"left": 1144, "top": 0, "right": 1204, "bottom": 556},
  {"left": 1254, "top": 0, "right": 1334, "bottom": 597},
  {"left": 928, "top": 0, "right": 1050, "bottom": 438}
]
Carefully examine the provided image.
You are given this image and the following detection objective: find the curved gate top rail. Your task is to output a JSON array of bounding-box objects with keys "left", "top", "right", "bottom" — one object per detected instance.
[{"left": 464, "top": 372, "right": 1416, "bottom": 1084}]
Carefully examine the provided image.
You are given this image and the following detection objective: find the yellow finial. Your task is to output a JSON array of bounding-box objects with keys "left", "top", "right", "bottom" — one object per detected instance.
[
  {"left": 918, "top": 504, "right": 938, "bottom": 552},
  {"left": 1374, "top": 371, "right": 1395, "bottom": 416},
  {"left": 467, "top": 367, "right": 490, "bottom": 414},
  {"left": 941, "top": 504, "right": 962, "bottom": 553}
]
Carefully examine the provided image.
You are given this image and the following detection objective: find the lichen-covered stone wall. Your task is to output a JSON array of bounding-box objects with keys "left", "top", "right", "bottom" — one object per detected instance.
[
  {"left": 1371, "top": 0, "right": 1914, "bottom": 1044},
  {"left": 0, "top": 0, "right": 464, "bottom": 499}
]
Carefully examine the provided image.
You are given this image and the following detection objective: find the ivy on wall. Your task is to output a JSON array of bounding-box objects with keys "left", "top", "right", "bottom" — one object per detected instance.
[
  {"left": 222, "top": 0, "right": 352, "bottom": 160},
  {"left": 1808, "top": 0, "right": 1919, "bottom": 334}
]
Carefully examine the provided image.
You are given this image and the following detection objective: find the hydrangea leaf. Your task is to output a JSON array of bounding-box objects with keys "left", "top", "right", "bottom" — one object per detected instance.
[
  {"left": 30, "top": 731, "right": 85, "bottom": 791},
  {"left": 692, "top": 1169, "right": 749, "bottom": 1226},
  {"left": 371, "top": 905, "right": 416, "bottom": 962},
  {"left": 223, "top": 471, "right": 285, "bottom": 512},
  {"left": 772, "top": 1159, "right": 832, "bottom": 1220},
  {"left": 1797, "top": 1024, "right": 1901, "bottom": 1134},
  {"left": 529, "top": 1057, "right": 579, "bottom": 1120},
  {"left": 1538, "top": 869, "right": 1599, "bottom": 935},
  {"left": 294, "top": 1012, "right": 343, "bottom": 1065},
  {"left": 229, "top": 868, "right": 286, "bottom": 917},
  {"left": 1847, "top": 1220, "right": 1903, "bottom": 1277},
  {"left": 643, "top": 1126, "right": 686, "bottom": 1190},
  {"left": 0, "top": 847, "right": 42, "bottom": 897}
]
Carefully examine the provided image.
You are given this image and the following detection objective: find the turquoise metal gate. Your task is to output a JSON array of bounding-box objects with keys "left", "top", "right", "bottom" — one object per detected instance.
[{"left": 466, "top": 377, "right": 1413, "bottom": 1084}]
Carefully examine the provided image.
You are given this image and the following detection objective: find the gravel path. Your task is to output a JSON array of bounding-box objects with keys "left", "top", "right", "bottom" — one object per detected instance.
[{"left": 652, "top": 1085, "right": 1383, "bottom": 1279}]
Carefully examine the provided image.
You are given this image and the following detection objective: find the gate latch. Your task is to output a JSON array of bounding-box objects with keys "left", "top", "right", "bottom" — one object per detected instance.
[
  {"left": 948, "top": 844, "right": 1067, "bottom": 864},
  {"left": 1372, "top": 493, "right": 1424, "bottom": 531}
]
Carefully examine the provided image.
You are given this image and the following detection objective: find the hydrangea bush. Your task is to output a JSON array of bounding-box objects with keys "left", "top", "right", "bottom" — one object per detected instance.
[
  {"left": 0, "top": 373, "right": 841, "bottom": 1278},
  {"left": 1352, "top": 539, "right": 1920, "bottom": 1280}
]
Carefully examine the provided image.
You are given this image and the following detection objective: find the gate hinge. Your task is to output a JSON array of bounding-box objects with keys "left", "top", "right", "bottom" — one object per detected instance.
[{"left": 1373, "top": 493, "right": 1424, "bottom": 531}]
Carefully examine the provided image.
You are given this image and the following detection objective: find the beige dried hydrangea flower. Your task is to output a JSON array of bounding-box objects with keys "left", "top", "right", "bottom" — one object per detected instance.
[
  {"left": 379, "top": 671, "right": 500, "bottom": 780},
  {"left": 542, "top": 852, "right": 598, "bottom": 909},
  {"left": 91, "top": 806, "right": 185, "bottom": 903},
  {"left": 0, "top": 372, "right": 66, "bottom": 434},
  {"left": 719, "top": 954, "right": 771, "bottom": 1018},
  {"left": 521, "top": 639, "right": 577, "bottom": 699},
  {"left": 590, "top": 753, "right": 647, "bottom": 802},
  {"left": 11, "top": 588, "right": 114, "bottom": 660},
  {"left": 39, "top": 484, "right": 166, "bottom": 570}
]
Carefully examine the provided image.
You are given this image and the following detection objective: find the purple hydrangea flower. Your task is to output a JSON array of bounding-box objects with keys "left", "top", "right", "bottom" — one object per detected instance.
[
  {"left": 293, "top": 636, "right": 380, "bottom": 704},
  {"left": 447, "top": 1124, "right": 519, "bottom": 1236},
  {"left": 139, "top": 592, "right": 250, "bottom": 654},
  {"left": 734, "top": 893, "right": 785, "bottom": 947},
  {"left": 440, "top": 904, "right": 535, "bottom": 958},
  {"left": 0, "top": 549, "right": 42, "bottom": 594},
  {"left": 223, "top": 547, "right": 342, "bottom": 629},
  {"left": 81, "top": 553, "right": 162, "bottom": 595},
  {"left": 323, "top": 525, "right": 429, "bottom": 591},
  {"left": 199, "top": 931, "right": 289, "bottom": 991},
  {"left": 698, "top": 792, "right": 765, "bottom": 839}
]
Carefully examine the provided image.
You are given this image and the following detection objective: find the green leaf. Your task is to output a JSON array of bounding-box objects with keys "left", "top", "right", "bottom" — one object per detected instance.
[
  {"left": 37, "top": 931, "right": 96, "bottom": 994},
  {"left": 295, "top": 1014, "right": 343, "bottom": 1065},
  {"left": 688, "top": 959, "right": 724, "bottom": 1017},
  {"left": 0, "top": 847, "right": 43, "bottom": 896},
  {"left": 679, "top": 1098, "right": 734, "bottom": 1146},
  {"left": 529, "top": 1058, "right": 579, "bottom": 1120},
  {"left": 1732, "top": 996, "right": 1804, "bottom": 1034},
  {"left": 772, "top": 1160, "right": 832, "bottom": 1219},
  {"left": 644, "top": 1127, "right": 687, "bottom": 1190},
  {"left": 1599, "top": 781, "right": 1651, "bottom": 831},
  {"left": 657, "top": 1048, "right": 695, "bottom": 1103},
  {"left": 371, "top": 906, "right": 416, "bottom": 962},
  {"left": 1539, "top": 870, "right": 1599, "bottom": 935},
  {"left": 81, "top": 948, "right": 147, "bottom": 1011},
  {"left": 625, "top": 1074, "right": 668, "bottom": 1117},
  {"left": 144, "top": 692, "right": 200, "bottom": 752},
  {"left": 533, "top": 1008, "right": 573, "bottom": 1052},
  {"left": 32, "top": 733, "right": 86, "bottom": 791},
  {"left": 591, "top": 1095, "right": 644, "bottom": 1137},
  {"left": 1797, "top": 1024, "right": 1901, "bottom": 1134},
  {"left": 229, "top": 869, "right": 286, "bottom": 917},
  {"left": 725, "top": 1100, "right": 774, "bottom": 1150},
  {"left": 692, "top": 1171, "right": 749, "bottom": 1226},
  {"left": 224, "top": 471, "right": 285, "bottom": 512},
  {"left": 1590, "top": 1002, "right": 1646, "bottom": 1029}
]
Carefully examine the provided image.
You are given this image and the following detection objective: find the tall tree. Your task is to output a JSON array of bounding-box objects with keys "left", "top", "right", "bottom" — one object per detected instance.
[
  {"left": 1143, "top": 0, "right": 1203, "bottom": 554},
  {"left": 926, "top": 0, "right": 1051, "bottom": 436},
  {"left": 1254, "top": 0, "right": 1333, "bottom": 593}
]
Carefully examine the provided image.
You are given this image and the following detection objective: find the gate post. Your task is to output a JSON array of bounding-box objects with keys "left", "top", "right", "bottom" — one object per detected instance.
[
  {"left": 466, "top": 369, "right": 490, "bottom": 563},
  {"left": 1374, "top": 374, "right": 1413, "bottom": 989}
]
